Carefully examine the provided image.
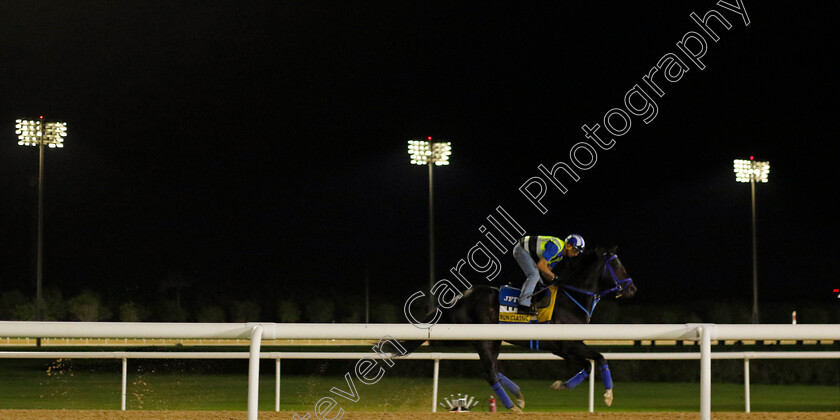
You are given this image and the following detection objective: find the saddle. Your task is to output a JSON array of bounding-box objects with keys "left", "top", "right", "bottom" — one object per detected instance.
[{"left": 498, "top": 284, "right": 558, "bottom": 324}]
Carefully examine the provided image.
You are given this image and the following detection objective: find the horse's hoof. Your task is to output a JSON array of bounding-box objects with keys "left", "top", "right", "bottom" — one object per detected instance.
[
  {"left": 604, "top": 389, "right": 614, "bottom": 406},
  {"left": 514, "top": 391, "right": 525, "bottom": 410},
  {"left": 550, "top": 380, "right": 568, "bottom": 390},
  {"left": 510, "top": 405, "right": 525, "bottom": 414}
]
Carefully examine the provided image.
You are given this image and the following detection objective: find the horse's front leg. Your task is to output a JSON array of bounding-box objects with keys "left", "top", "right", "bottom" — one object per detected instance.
[
  {"left": 598, "top": 357, "right": 614, "bottom": 406},
  {"left": 551, "top": 341, "right": 614, "bottom": 406},
  {"left": 549, "top": 348, "right": 589, "bottom": 391},
  {"left": 586, "top": 346, "right": 614, "bottom": 406}
]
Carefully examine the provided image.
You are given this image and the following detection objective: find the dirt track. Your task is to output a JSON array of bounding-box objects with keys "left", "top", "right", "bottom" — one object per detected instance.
[{"left": 1, "top": 411, "right": 839, "bottom": 419}]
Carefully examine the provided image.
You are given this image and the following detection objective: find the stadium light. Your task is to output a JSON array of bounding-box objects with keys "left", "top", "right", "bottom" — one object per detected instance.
[
  {"left": 16, "top": 118, "right": 67, "bottom": 148},
  {"left": 734, "top": 158, "right": 769, "bottom": 183},
  {"left": 409, "top": 139, "right": 451, "bottom": 166},
  {"left": 733, "top": 157, "right": 769, "bottom": 324},
  {"left": 408, "top": 137, "right": 452, "bottom": 310},
  {"left": 16, "top": 116, "right": 67, "bottom": 332}
]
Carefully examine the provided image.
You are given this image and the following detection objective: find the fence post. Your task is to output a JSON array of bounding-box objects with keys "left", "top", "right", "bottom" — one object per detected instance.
[
  {"left": 248, "top": 325, "right": 264, "bottom": 420},
  {"left": 744, "top": 357, "right": 750, "bottom": 413},
  {"left": 432, "top": 358, "right": 440, "bottom": 412},
  {"left": 121, "top": 357, "right": 127, "bottom": 411},
  {"left": 276, "top": 357, "right": 281, "bottom": 412},
  {"left": 699, "top": 326, "right": 711, "bottom": 420},
  {"left": 589, "top": 359, "right": 595, "bottom": 412}
]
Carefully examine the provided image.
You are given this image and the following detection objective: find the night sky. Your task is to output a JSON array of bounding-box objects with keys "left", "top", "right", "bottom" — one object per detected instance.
[{"left": 1, "top": 1, "right": 837, "bottom": 317}]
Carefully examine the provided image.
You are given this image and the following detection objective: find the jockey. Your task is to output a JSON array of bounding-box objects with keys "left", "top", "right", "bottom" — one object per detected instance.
[{"left": 513, "top": 234, "right": 585, "bottom": 315}]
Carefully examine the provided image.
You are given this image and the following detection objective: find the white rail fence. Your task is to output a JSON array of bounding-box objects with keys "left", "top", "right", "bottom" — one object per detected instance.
[{"left": 1, "top": 322, "right": 839, "bottom": 420}]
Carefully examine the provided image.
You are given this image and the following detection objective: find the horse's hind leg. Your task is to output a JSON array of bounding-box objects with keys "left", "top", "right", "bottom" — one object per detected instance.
[
  {"left": 497, "top": 372, "right": 525, "bottom": 410},
  {"left": 474, "top": 340, "right": 523, "bottom": 413}
]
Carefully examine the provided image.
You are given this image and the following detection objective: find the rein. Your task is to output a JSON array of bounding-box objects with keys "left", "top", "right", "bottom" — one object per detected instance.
[{"left": 560, "top": 254, "right": 633, "bottom": 321}]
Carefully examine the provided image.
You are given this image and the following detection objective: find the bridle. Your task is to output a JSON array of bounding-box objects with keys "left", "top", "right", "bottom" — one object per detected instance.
[
  {"left": 560, "top": 254, "right": 634, "bottom": 321},
  {"left": 598, "top": 254, "right": 634, "bottom": 298}
]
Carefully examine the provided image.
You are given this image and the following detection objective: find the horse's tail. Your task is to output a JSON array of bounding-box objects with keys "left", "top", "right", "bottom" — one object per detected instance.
[
  {"left": 397, "top": 286, "right": 494, "bottom": 355},
  {"left": 397, "top": 306, "right": 442, "bottom": 355}
]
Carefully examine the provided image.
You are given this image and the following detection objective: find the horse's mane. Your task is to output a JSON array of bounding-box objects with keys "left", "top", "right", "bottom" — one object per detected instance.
[
  {"left": 553, "top": 245, "right": 618, "bottom": 287},
  {"left": 585, "top": 245, "right": 618, "bottom": 256}
]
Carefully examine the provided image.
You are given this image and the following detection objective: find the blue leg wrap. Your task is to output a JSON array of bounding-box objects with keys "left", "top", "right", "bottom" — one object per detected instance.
[
  {"left": 564, "top": 368, "right": 589, "bottom": 390},
  {"left": 600, "top": 364, "right": 613, "bottom": 390},
  {"left": 496, "top": 373, "right": 521, "bottom": 396},
  {"left": 491, "top": 382, "right": 514, "bottom": 409}
]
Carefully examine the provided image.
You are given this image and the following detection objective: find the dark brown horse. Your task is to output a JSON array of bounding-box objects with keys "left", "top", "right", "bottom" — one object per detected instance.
[{"left": 401, "top": 247, "right": 636, "bottom": 412}]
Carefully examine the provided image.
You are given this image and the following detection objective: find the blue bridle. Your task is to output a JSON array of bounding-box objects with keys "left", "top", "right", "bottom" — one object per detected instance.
[{"left": 560, "top": 254, "right": 634, "bottom": 322}]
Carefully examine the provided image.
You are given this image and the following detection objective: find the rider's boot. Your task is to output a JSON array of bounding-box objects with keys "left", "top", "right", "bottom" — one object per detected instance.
[{"left": 517, "top": 304, "right": 537, "bottom": 316}]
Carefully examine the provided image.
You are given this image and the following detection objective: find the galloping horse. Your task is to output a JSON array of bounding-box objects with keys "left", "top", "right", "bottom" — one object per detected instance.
[{"left": 401, "top": 246, "right": 636, "bottom": 412}]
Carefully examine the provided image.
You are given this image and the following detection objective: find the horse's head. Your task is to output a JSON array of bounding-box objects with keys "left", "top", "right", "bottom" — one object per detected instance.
[
  {"left": 557, "top": 246, "right": 636, "bottom": 299},
  {"left": 602, "top": 252, "right": 636, "bottom": 299}
]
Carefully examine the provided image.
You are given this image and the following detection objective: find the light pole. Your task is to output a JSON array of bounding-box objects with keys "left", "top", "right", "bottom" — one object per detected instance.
[
  {"left": 733, "top": 157, "right": 769, "bottom": 324},
  {"left": 408, "top": 137, "right": 451, "bottom": 310},
  {"left": 16, "top": 116, "right": 67, "bottom": 326}
]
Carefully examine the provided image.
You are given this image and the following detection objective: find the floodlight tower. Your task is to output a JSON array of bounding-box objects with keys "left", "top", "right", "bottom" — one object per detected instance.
[
  {"left": 733, "top": 156, "right": 769, "bottom": 324},
  {"left": 408, "top": 137, "right": 452, "bottom": 310},
  {"left": 16, "top": 116, "right": 67, "bottom": 325}
]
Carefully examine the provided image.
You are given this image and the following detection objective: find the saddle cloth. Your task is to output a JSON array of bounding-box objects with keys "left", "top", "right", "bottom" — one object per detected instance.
[{"left": 498, "top": 284, "right": 558, "bottom": 324}]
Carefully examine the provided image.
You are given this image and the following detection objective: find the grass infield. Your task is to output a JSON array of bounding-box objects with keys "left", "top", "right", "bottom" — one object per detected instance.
[{"left": 0, "top": 359, "right": 838, "bottom": 412}]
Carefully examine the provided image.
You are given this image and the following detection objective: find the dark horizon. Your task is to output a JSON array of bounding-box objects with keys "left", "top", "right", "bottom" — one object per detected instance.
[{"left": 1, "top": 1, "right": 838, "bottom": 321}]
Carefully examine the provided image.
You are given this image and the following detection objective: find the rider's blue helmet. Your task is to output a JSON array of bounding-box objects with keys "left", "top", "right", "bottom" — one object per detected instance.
[{"left": 564, "top": 234, "right": 585, "bottom": 253}]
